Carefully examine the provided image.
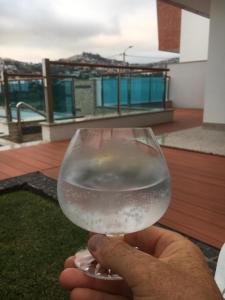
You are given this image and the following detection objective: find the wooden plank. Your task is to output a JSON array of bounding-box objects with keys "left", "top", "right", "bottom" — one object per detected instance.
[
  {"left": 36, "top": 142, "right": 68, "bottom": 153},
  {"left": 160, "top": 218, "right": 222, "bottom": 248},
  {"left": 165, "top": 154, "right": 225, "bottom": 179},
  {"left": 0, "top": 171, "right": 10, "bottom": 180},
  {"left": 0, "top": 152, "right": 36, "bottom": 173},
  {"left": 169, "top": 198, "right": 225, "bottom": 229},
  {"left": 1, "top": 150, "right": 52, "bottom": 170},
  {"left": 171, "top": 174, "right": 225, "bottom": 205},
  {"left": 42, "top": 167, "right": 60, "bottom": 180},
  {"left": 172, "top": 189, "right": 225, "bottom": 215},
  {"left": 170, "top": 167, "right": 225, "bottom": 188},
  {"left": 161, "top": 208, "right": 224, "bottom": 248},
  {"left": 151, "top": 109, "right": 203, "bottom": 135},
  {"left": 18, "top": 147, "right": 62, "bottom": 164},
  {"left": 11, "top": 147, "right": 58, "bottom": 166},
  {"left": 0, "top": 161, "right": 24, "bottom": 177}
]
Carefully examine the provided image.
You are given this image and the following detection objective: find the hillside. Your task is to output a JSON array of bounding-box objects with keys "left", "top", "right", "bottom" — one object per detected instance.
[
  {"left": 0, "top": 52, "right": 178, "bottom": 75},
  {"left": 0, "top": 58, "right": 41, "bottom": 74},
  {"left": 0, "top": 53, "right": 123, "bottom": 75},
  {"left": 67, "top": 52, "right": 123, "bottom": 65}
]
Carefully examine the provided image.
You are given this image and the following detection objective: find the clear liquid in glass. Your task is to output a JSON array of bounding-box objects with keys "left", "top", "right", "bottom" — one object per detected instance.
[{"left": 58, "top": 141, "right": 170, "bottom": 235}]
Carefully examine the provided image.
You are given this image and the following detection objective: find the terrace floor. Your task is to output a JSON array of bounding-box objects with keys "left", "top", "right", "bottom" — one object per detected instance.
[
  {"left": 0, "top": 109, "right": 224, "bottom": 248},
  {"left": 151, "top": 108, "right": 203, "bottom": 135}
]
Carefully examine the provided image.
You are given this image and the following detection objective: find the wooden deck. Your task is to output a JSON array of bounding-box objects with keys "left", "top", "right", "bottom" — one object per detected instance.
[
  {"left": 161, "top": 148, "right": 225, "bottom": 248},
  {"left": 151, "top": 108, "right": 203, "bottom": 135},
  {"left": 0, "top": 109, "right": 224, "bottom": 248}
]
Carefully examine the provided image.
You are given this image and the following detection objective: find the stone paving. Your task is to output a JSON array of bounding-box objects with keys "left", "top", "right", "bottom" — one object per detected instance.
[{"left": 158, "top": 126, "right": 225, "bottom": 156}]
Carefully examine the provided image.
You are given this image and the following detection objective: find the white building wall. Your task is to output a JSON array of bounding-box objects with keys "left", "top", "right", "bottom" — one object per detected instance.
[
  {"left": 169, "top": 61, "right": 207, "bottom": 108},
  {"left": 203, "top": 0, "right": 225, "bottom": 124},
  {"left": 180, "top": 10, "right": 210, "bottom": 62}
]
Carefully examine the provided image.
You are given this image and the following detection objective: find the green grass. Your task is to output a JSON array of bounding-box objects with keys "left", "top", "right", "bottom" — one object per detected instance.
[{"left": 0, "top": 190, "right": 88, "bottom": 300}]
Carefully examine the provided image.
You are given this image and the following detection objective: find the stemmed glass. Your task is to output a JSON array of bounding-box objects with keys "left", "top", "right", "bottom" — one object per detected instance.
[{"left": 57, "top": 128, "right": 171, "bottom": 280}]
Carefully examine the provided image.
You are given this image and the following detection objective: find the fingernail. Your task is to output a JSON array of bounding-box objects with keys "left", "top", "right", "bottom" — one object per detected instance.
[{"left": 88, "top": 234, "right": 105, "bottom": 252}]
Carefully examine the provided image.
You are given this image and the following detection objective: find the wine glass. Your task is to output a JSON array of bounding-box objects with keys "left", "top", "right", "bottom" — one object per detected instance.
[{"left": 57, "top": 128, "right": 171, "bottom": 280}]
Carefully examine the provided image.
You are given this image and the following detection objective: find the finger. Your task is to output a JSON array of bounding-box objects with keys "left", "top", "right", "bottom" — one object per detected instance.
[
  {"left": 88, "top": 234, "right": 158, "bottom": 288},
  {"left": 64, "top": 256, "right": 76, "bottom": 269},
  {"left": 124, "top": 226, "right": 185, "bottom": 257},
  {"left": 70, "top": 288, "right": 128, "bottom": 300},
  {"left": 60, "top": 267, "right": 130, "bottom": 297},
  {"left": 89, "top": 232, "right": 97, "bottom": 238},
  {"left": 125, "top": 226, "right": 202, "bottom": 267}
]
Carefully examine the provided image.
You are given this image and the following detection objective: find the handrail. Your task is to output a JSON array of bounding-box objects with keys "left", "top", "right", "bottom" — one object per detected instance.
[
  {"left": 16, "top": 101, "right": 46, "bottom": 120},
  {"left": 50, "top": 60, "right": 169, "bottom": 72},
  {"left": 16, "top": 101, "right": 46, "bottom": 141}
]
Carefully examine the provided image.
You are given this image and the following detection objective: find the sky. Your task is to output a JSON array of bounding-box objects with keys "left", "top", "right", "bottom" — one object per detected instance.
[{"left": 0, "top": 0, "right": 177, "bottom": 63}]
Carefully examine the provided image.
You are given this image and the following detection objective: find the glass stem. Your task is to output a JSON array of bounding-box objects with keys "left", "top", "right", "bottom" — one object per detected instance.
[{"left": 106, "top": 234, "right": 124, "bottom": 238}]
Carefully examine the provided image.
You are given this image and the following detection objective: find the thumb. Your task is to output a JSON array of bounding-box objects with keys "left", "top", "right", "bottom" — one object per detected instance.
[{"left": 88, "top": 234, "right": 158, "bottom": 287}]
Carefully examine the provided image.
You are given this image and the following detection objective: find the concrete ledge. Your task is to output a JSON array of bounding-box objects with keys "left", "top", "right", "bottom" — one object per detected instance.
[{"left": 41, "top": 109, "right": 174, "bottom": 142}]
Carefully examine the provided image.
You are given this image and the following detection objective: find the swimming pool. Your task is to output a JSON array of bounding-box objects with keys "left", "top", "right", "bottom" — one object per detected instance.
[{"left": 0, "top": 107, "right": 75, "bottom": 121}]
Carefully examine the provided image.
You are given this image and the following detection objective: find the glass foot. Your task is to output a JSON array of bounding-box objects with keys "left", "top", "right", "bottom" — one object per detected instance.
[{"left": 75, "top": 249, "right": 123, "bottom": 280}]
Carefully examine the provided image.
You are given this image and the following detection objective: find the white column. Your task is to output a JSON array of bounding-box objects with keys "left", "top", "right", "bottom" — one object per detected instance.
[{"left": 203, "top": 0, "right": 225, "bottom": 125}]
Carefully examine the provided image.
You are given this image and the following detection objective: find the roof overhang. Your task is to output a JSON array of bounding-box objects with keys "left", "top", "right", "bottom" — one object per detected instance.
[{"left": 159, "top": 0, "right": 211, "bottom": 18}]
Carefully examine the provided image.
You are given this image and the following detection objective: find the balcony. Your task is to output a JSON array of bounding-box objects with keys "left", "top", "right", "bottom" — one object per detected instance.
[{"left": 0, "top": 59, "right": 172, "bottom": 143}]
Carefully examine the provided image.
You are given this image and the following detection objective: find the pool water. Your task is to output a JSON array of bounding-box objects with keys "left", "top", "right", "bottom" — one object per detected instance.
[{"left": 0, "top": 107, "right": 74, "bottom": 121}]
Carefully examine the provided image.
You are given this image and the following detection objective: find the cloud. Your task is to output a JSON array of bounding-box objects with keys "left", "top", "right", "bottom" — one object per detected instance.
[
  {"left": 0, "top": 0, "right": 176, "bottom": 62},
  {"left": 0, "top": 0, "right": 120, "bottom": 46}
]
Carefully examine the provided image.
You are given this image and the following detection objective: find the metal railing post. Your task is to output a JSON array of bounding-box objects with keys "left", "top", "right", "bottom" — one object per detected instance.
[
  {"left": 117, "top": 71, "right": 121, "bottom": 114},
  {"left": 162, "top": 72, "right": 167, "bottom": 109},
  {"left": 165, "top": 75, "right": 170, "bottom": 102},
  {"left": 42, "top": 58, "right": 54, "bottom": 123},
  {"left": 128, "top": 71, "right": 131, "bottom": 107},
  {"left": 1, "top": 70, "right": 12, "bottom": 122},
  {"left": 16, "top": 103, "right": 22, "bottom": 141},
  {"left": 101, "top": 76, "right": 104, "bottom": 107}
]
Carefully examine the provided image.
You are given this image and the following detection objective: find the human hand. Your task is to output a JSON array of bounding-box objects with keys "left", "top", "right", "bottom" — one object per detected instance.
[{"left": 60, "top": 226, "right": 223, "bottom": 300}]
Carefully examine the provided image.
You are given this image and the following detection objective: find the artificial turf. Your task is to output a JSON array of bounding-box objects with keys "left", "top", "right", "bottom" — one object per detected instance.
[{"left": 0, "top": 190, "right": 88, "bottom": 300}]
